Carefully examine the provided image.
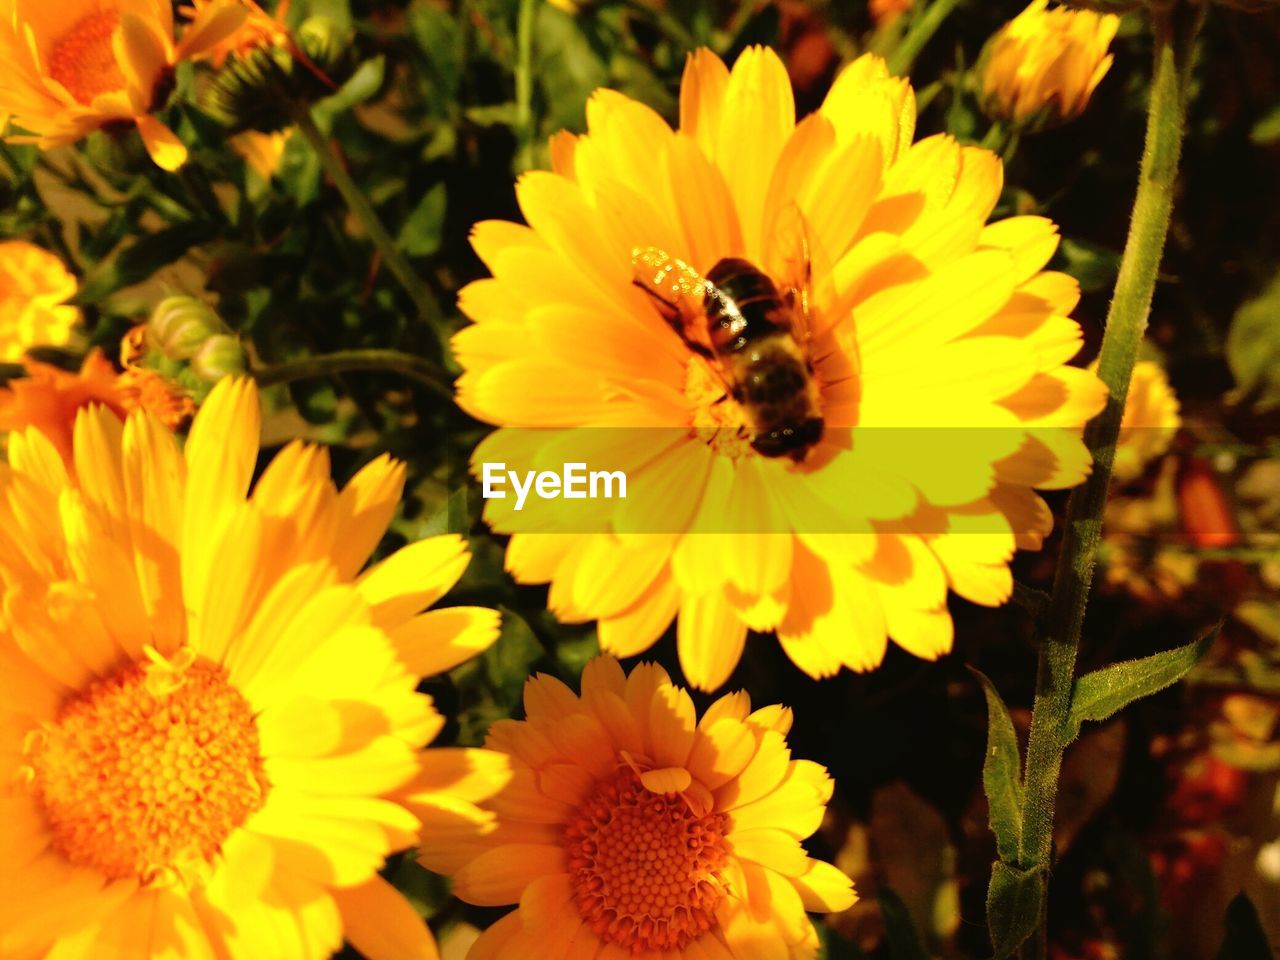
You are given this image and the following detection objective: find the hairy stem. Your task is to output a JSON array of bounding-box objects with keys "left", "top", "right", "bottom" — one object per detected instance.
[
  {"left": 514, "top": 0, "right": 537, "bottom": 171},
  {"left": 1013, "top": 9, "right": 1202, "bottom": 955},
  {"left": 255, "top": 348, "right": 452, "bottom": 402}
]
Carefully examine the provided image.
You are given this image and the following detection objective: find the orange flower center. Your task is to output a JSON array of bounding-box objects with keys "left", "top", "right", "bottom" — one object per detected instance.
[
  {"left": 685, "top": 358, "right": 754, "bottom": 460},
  {"left": 48, "top": 11, "right": 127, "bottom": 105},
  {"left": 27, "top": 657, "right": 269, "bottom": 883},
  {"left": 565, "top": 767, "right": 729, "bottom": 952}
]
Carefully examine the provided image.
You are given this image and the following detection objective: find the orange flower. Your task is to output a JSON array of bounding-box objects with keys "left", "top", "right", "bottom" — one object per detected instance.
[
  {"left": 0, "top": 0, "right": 250, "bottom": 169},
  {"left": 426, "top": 656, "right": 855, "bottom": 958},
  {"left": 0, "top": 240, "right": 79, "bottom": 361},
  {"left": 182, "top": 0, "right": 292, "bottom": 67},
  {"left": 0, "top": 350, "right": 193, "bottom": 465}
]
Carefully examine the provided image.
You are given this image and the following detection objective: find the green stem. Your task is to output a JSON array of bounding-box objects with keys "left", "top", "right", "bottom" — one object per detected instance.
[
  {"left": 1014, "top": 7, "right": 1201, "bottom": 953},
  {"left": 514, "top": 0, "right": 536, "bottom": 172},
  {"left": 255, "top": 348, "right": 453, "bottom": 403},
  {"left": 886, "top": 0, "right": 962, "bottom": 76},
  {"left": 289, "top": 104, "right": 449, "bottom": 350}
]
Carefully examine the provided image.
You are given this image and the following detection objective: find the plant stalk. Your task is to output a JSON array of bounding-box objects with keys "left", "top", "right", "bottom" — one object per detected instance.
[
  {"left": 886, "top": 0, "right": 962, "bottom": 76},
  {"left": 514, "top": 0, "right": 537, "bottom": 172},
  {"left": 289, "top": 104, "right": 449, "bottom": 350},
  {"left": 1014, "top": 5, "right": 1201, "bottom": 955},
  {"left": 255, "top": 348, "right": 452, "bottom": 402}
]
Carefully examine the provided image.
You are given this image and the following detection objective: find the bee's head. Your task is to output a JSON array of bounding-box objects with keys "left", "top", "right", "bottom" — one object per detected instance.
[{"left": 751, "top": 417, "right": 824, "bottom": 461}]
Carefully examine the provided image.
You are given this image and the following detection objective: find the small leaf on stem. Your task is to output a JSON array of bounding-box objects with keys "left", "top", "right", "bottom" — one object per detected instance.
[
  {"left": 969, "top": 667, "right": 1025, "bottom": 863},
  {"left": 1066, "top": 623, "right": 1220, "bottom": 740},
  {"left": 986, "top": 861, "right": 1045, "bottom": 959}
]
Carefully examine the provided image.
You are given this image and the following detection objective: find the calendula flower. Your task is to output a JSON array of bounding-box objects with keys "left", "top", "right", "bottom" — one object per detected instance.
[
  {"left": 182, "top": 0, "right": 292, "bottom": 67},
  {"left": 979, "top": 0, "right": 1119, "bottom": 129},
  {"left": 0, "top": 349, "right": 193, "bottom": 465},
  {"left": 1109, "top": 359, "right": 1181, "bottom": 482},
  {"left": 0, "top": 0, "right": 249, "bottom": 169},
  {"left": 427, "top": 656, "right": 855, "bottom": 958},
  {"left": 454, "top": 47, "right": 1107, "bottom": 689},
  {"left": 0, "top": 377, "right": 507, "bottom": 959},
  {"left": 0, "top": 240, "right": 79, "bottom": 361}
]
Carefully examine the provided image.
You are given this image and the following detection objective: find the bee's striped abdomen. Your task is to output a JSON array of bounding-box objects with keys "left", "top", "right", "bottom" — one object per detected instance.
[{"left": 703, "top": 258, "right": 788, "bottom": 354}]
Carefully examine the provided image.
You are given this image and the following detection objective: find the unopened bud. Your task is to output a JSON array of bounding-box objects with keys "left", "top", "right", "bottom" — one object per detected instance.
[
  {"left": 149, "top": 296, "right": 227, "bottom": 360},
  {"left": 978, "top": 0, "right": 1120, "bottom": 132},
  {"left": 293, "top": 17, "right": 356, "bottom": 96},
  {"left": 200, "top": 44, "right": 294, "bottom": 133},
  {"left": 199, "top": 17, "right": 357, "bottom": 133},
  {"left": 190, "top": 335, "right": 248, "bottom": 383}
]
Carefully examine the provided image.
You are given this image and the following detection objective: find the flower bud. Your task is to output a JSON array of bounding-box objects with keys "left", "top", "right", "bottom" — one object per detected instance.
[
  {"left": 200, "top": 44, "right": 295, "bottom": 133},
  {"left": 293, "top": 17, "right": 356, "bottom": 97},
  {"left": 149, "top": 296, "right": 226, "bottom": 361},
  {"left": 198, "top": 17, "right": 356, "bottom": 133},
  {"left": 978, "top": 0, "right": 1120, "bottom": 132},
  {"left": 190, "top": 335, "right": 248, "bottom": 383}
]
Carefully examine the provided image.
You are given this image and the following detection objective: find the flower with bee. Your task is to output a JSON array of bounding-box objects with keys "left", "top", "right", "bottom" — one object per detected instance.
[{"left": 453, "top": 47, "right": 1107, "bottom": 691}]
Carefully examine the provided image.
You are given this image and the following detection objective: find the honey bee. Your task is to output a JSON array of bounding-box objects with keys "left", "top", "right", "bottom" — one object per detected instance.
[{"left": 632, "top": 215, "right": 824, "bottom": 462}]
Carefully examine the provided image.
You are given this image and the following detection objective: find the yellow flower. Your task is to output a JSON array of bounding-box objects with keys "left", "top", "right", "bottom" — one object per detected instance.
[
  {"left": 0, "top": 0, "right": 250, "bottom": 169},
  {"left": 979, "top": 0, "right": 1120, "bottom": 129},
  {"left": 0, "top": 377, "right": 508, "bottom": 959},
  {"left": 453, "top": 47, "right": 1107, "bottom": 690},
  {"left": 0, "top": 240, "right": 78, "bottom": 361},
  {"left": 232, "top": 126, "right": 293, "bottom": 178},
  {"left": 1108, "top": 359, "right": 1181, "bottom": 482},
  {"left": 428, "top": 656, "right": 855, "bottom": 958}
]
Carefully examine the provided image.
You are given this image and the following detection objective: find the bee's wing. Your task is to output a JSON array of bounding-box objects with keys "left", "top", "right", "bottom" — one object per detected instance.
[
  {"left": 631, "top": 246, "right": 716, "bottom": 357},
  {"left": 766, "top": 203, "right": 837, "bottom": 352}
]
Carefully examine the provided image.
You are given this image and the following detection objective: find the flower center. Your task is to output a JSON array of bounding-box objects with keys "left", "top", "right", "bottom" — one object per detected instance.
[
  {"left": 48, "top": 11, "right": 127, "bottom": 105},
  {"left": 27, "top": 656, "right": 269, "bottom": 884},
  {"left": 564, "top": 767, "right": 730, "bottom": 952},
  {"left": 684, "top": 358, "right": 754, "bottom": 460}
]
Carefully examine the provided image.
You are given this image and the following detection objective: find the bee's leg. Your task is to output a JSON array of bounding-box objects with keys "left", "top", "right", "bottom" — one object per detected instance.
[{"left": 631, "top": 280, "right": 715, "bottom": 360}]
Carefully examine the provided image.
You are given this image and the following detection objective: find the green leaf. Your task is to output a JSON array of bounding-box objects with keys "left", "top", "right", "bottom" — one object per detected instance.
[
  {"left": 397, "top": 182, "right": 446, "bottom": 257},
  {"left": 314, "top": 56, "right": 387, "bottom": 130},
  {"left": 1226, "top": 271, "right": 1280, "bottom": 412},
  {"left": 1216, "top": 893, "right": 1276, "bottom": 960},
  {"left": 1250, "top": 103, "right": 1280, "bottom": 145},
  {"left": 877, "top": 888, "right": 932, "bottom": 960},
  {"left": 986, "top": 862, "right": 1045, "bottom": 959},
  {"left": 969, "top": 668, "right": 1024, "bottom": 863},
  {"left": 1058, "top": 236, "right": 1122, "bottom": 293},
  {"left": 1066, "top": 624, "right": 1219, "bottom": 741},
  {"left": 407, "top": 0, "right": 461, "bottom": 100}
]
